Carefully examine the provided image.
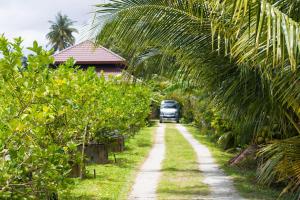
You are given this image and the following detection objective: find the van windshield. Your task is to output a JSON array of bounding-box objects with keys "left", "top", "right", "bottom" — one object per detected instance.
[{"left": 161, "top": 103, "right": 177, "bottom": 109}]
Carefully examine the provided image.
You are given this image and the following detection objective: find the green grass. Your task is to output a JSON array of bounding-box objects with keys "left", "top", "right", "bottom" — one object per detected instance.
[
  {"left": 157, "top": 123, "right": 210, "bottom": 200},
  {"left": 185, "top": 125, "right": 292, "bottom": 200},
  {"left": 60, "top": 124, "right": 157, "bottom": 200}
]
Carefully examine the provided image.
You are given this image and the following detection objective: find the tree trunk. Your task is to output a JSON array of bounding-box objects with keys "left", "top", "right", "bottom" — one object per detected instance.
[
  {"left": 229, "top": 144, "right": 258, "bottom": 166},
  {"left": 80, "top": 126, "right": 88, "bottom": 179}
]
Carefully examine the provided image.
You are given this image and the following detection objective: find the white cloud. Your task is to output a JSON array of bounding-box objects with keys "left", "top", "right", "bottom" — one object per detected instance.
[{"left": 0, "top": 0, "right": 105, "bottom": 52}]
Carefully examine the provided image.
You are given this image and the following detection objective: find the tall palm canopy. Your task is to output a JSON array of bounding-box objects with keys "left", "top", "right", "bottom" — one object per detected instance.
[
  {"left": 46, "top": 12, "right": 78, "bottom": 52},
  {"left": 93, "top": 0, "right": 300, "bottom": 197}
]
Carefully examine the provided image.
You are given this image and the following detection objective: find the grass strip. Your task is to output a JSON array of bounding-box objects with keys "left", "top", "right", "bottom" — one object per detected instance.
[
  {"left": 157, "top": 123, "right": 209, "bottom": 200},
  {"left": 186, "top": 125, "right": 292, "bottom": 200},
  {"left": 60, "top": 124, "right": 157, "bottom": 200}
]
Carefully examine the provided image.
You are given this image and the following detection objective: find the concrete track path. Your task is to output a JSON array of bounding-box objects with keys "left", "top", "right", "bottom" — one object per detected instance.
[
  {"left": 176, "top": 124, "right": 244, "bottom": 200},
  {"left": 128, "top": 123, "right": 244, "bottom": 200},
  {"left": 128, "top": 124, "right": 165, "bottom": 200}
]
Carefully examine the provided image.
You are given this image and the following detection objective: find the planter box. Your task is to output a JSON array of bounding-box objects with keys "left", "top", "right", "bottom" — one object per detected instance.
[
  {"left": 68, "top": 143, "right": 108, "bottom": 178},
  {"left": 78, "top": 143, "right": 109, "bottom": 164},
  {"left": 69, "top": 163, "right": 81, "bottom": 178},
  {"left": 109, "top": 136, "right": 125, "bottom": 152}
]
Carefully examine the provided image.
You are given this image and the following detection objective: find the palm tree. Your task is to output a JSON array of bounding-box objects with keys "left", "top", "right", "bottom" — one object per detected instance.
[
  {"left": 93, "top": 0, "right": 300, "bottom": 198},
  {"left": 46, "top": 12, "right": 78, "bottom": 52}
]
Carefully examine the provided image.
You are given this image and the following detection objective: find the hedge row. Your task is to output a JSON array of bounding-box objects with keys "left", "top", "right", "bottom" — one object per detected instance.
[{"left": 0, "top": 37, "right": 151, "bottom": 199}]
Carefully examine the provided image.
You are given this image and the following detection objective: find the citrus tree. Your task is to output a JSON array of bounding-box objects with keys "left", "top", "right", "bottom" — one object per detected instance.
[{"left": 0, "top": 37, "right": 151, "bottom": 199}]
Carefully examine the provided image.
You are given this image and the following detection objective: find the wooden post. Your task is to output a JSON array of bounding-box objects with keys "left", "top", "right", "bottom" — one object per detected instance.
[{"left": 113, "top": 153, "right": 117, "bottom": 163}]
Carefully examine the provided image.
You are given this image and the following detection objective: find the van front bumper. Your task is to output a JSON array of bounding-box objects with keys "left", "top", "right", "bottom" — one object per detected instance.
[{"left": 160, "top": 114, "right": 179, "bottom": 121}]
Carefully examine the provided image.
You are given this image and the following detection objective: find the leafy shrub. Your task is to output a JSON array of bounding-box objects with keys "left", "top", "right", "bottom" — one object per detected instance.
[{"left": 0, "top": 37, "right": 151, "bottom": 199}]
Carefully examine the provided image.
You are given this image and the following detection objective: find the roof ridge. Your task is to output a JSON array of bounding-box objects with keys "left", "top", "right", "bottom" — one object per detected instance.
[
  {"left": 53, "top": 40, "right": 90, "bottom": 56},
  {"left": 53, "top": 40, "right": 126, "bottom": 64},
  {"left": 97, "top": 45, "right": 126, "bottom": 61}
]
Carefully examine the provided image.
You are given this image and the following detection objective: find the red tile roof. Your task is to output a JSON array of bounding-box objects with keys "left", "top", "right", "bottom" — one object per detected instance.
[{"left": 53, "top": 40, "right": 126, "bottom": 65}]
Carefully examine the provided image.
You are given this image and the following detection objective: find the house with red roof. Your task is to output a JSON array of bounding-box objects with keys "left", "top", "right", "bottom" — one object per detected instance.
[{"left": 53, "top": 40, "right": 126, "bottom": 76}]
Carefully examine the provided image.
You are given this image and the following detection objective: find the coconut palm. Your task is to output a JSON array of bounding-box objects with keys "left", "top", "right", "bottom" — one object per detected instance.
[
  {"left": 93, "top": 0, "right": 300, "bottom": 197},
  {"left": 46, "top": 12, "right": 78, "bottom": 52}
]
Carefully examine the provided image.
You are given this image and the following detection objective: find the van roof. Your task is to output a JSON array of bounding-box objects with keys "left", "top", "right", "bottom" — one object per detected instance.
[{"left": 161, "top": 100, "right": 178, "bottom": 104}]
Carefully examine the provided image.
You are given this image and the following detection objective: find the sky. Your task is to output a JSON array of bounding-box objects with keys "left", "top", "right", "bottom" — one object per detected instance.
[{"left": 0, "top": 0, "right": 106, "bottom": 52}]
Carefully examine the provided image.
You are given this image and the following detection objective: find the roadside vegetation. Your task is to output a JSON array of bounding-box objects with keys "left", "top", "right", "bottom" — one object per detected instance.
[
  {"left": 60, "top": 124, "right": 156, "bottom": 200},
  {"left": 157, "top": 124, "right": 209, "bottom": 200}
]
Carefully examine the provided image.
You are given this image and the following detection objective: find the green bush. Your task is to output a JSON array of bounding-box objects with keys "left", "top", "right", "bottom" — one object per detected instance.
[{"left": 0, "top": 37, "right": 151, "bottom": 199}]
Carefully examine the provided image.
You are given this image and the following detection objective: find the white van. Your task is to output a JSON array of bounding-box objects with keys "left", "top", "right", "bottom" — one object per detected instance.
[{"left": 160, "top": 100, "right": 180, "bottom": 123}]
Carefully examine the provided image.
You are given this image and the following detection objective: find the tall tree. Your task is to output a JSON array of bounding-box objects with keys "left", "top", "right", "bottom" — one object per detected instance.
[{"left": 46, "top": 12, "right": 78, "bottom": 52}]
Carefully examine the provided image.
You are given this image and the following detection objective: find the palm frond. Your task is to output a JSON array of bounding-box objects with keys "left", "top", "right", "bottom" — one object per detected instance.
[
  {"left": 258, "top": 136, "right": 300, "bottom": 198},
  {"left": 229, "top": 0, "right": 300, "bottom": 71}
]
